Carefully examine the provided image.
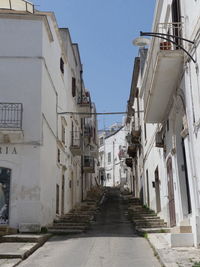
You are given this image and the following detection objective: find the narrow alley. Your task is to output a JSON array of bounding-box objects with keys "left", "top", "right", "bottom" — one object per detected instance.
[{"left": 18, "top": 188, "right": 161, "bottom": 267}]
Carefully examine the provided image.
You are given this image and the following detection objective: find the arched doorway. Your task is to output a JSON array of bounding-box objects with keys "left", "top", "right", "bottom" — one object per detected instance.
[
  {"left": 167, "top": 157, "right": 176, "bottom": 227},
  {"left": 0, "top": 167, "right": 11, "bottom": 225}
]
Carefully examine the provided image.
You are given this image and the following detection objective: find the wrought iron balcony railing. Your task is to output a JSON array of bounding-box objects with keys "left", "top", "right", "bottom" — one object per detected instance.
[
  {"left": 0, "top": 103, "right": 23, "bottom": 130},
  {"left": 156, "top": 22, "right": 183, "bottom": 51},
  {"left": 77, "top": 92, "right": 91, "bottom": 106}
]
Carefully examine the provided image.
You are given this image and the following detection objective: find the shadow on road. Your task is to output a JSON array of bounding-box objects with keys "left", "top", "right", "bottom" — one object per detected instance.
[{"left": 48, "top": 187, "right": 138, "bottom": 242}]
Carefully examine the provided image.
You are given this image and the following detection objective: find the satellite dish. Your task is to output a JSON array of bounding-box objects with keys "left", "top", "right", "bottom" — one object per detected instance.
[{"left": 132, "top": 37, "right": 150, "bottom": 47}]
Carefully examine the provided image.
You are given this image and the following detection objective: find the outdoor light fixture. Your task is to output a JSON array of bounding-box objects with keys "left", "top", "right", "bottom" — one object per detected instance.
[
  {"left": 132, "top": 37, "right": 150, "bottom": 47},
  {"left": 133, "top": 31, "right": 196, "bottom": 63}
]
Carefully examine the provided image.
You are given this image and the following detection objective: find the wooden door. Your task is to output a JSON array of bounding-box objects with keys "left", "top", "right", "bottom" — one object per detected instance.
[
  {"left": 155, "top": 167, "right": 161, "bottom": 213},
  {"left": 0, "top": 167, "right": 11, "bottom": 225},
  {"left": 167, "top": 157, "right": 176, "bottom": 227}
]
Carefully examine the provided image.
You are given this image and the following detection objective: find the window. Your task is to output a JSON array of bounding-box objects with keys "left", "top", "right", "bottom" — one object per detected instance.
[
  {"left": 60, "top": 57, "right": 64, "bottom": 74},
  {"left": 56, "top": 184, "right": 60, "bottom": 214},
  {"left": 61, "top": 125, "right": 65, "bottom": 144},
  {"left": 107, "top": 173, "right": 111, "bottom": 180},
  {"left": 167, "top": 119, "right": 169, "bottom": 131},
  {"left": 99, "top": 137, "right": 104, "bottom": 146},
  {"left": 72, "top": 77, "right": 76, "bottom": 97},
  {"left": 144, "top": 123, "right": 147, "bottom": 140},
  {"left": 108, "top": 152, "right": 111, "bottom": 164}
]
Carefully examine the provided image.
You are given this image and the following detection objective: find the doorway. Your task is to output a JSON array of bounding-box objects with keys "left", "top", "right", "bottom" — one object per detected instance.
[
  {"left": 155, "top": 167, "right": 161, "bottom": 213},
  {"left": 146, "top": 169, "right": 150, "bottom": 207},
  {"left": 0, "top": 167, "right": 11, "bottom": 225},
  {"left": 61, "top": 174, "right": 65, "bottom": 215},
  {"left": 167, "top": 157, "right": 176, "bottom": 227}
]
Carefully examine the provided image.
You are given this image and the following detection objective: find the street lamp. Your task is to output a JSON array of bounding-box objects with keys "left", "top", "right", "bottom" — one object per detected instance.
[{"left": 133, "top": 31, "right": 196, "bottom": 63}]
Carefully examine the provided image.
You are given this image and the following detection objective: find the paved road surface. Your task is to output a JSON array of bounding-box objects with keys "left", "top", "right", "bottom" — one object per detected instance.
[{"left": 19, "top": 188, "right": 161, "bottom": 267}]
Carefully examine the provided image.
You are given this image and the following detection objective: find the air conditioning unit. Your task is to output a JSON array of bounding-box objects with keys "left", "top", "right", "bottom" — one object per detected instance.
[{"left": 155, "top": 131, "right": 164, "bottom": 148}]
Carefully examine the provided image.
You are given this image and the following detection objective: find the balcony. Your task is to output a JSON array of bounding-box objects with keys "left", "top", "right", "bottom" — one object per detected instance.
[
  {"left": 70, "top": 131, "right": 82, "bottom": 156},
  {"left": 144, "top": 22, "right": 184, "bottom": 123},
  {"left": 127, "top": 144, "right": 137, "bottom": 158},
  {"left": 77, "top": 92, "right": 91, "bottom": 118},
  {"left": 0, "top": 0, "right": 34, "bottom": 13},
  {"left": 83, "top": 156, "right": 95, "bottom": 173},
  {"left": 84, "top": 125, "right": 93, "bottom": 138},
  {"left": 0, "top": 103, "right": 23, "bottom": 143},
  {"left": 131, "top": 127, "right": 141, "bottom": 143},
  {"left": 125, "top": 158, "right": 133, "bottom": 168}
]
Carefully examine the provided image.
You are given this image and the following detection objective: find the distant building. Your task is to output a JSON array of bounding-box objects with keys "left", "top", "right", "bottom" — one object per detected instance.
[{"left": 98, "top": 124, "right": 132, "bottom": 189}]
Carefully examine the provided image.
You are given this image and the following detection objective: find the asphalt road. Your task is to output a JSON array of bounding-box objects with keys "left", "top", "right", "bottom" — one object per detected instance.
[{"left": 19, "top": 188, "right": 161, "bottom": 267}]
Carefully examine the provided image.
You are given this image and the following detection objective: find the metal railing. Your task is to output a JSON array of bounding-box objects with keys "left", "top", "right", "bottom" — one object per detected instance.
[
  {"left": 0, "top": 0, "right": 34, "bottom": 13},
  {"left": 156, "top": 22, "right": 183, "bottom": 51},
  {"left": 0, "top": 103, "right": 23, "bottom": 129},
  {"left": 77, "top": 93, "right": 90, "bottom": 105}
]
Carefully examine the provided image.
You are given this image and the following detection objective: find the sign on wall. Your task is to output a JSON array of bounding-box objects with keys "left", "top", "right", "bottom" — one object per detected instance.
[{"left": 0, "top": 168, "right": 11, "bottom": 225}]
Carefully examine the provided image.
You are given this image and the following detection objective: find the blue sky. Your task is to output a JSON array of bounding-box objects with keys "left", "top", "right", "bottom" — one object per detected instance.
[{"left": 32, "top": 0, "right": 156, "bottom": 129}]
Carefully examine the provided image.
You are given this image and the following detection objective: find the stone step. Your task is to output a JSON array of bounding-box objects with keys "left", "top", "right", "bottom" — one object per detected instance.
[
  {"left": 53, "top": 221, "right": 88, "bottom": 226},
  {"left": 60, "top": 213, "right": 91, "bottom": 219},
  {"left": 131, "top": 213, "right": 157, "bottom": 217},
  {"left": 0, "top": 242, "right": 41, "bottom": 259},
  {"left": 47, "top": 229, "right": 84, "bottom": 234},
  {"left": 128, "top": 208, "right": 156, "bottom": 212},
  {"left": 136, "top": 227, "right": 171, "bottom": 234},
  {"left": 0, "top": 234, "right": 51, "bottom": 243},
  {"left": 130, "top": 216, "right": 161, "bottom": 220},
  {"left": 0, "top": 226, "right": 17, "bottom": 236},
  {"left": 133, "top": 218, "right": 166, "bottom": 224},
  {"left": 48, "top": 225, "right": 87, "bottom": 230},
  {"left": 134, "top": 222, "right": 167, "bottom": 228}
]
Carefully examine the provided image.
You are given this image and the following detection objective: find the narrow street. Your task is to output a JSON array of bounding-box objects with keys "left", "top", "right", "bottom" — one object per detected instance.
[{"left": 19, "top": 188, "right": 161, "bottom": 267}]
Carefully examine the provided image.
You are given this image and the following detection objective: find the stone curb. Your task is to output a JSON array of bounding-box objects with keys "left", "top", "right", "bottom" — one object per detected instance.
[{"left": 146, "top": 236, "right": 166, "bottom": 267}]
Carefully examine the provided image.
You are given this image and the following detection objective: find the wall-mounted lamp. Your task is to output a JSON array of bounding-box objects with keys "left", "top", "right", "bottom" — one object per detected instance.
[{"left": 133, "top": 31, "right": 196, "bottom": 63}]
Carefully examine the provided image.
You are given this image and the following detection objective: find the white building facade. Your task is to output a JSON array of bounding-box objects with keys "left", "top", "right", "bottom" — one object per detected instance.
[
  {"left": 0, "top": 0, "right": 98, "bottom": 231},
  {"left": 127, "top": 0, "right": 200, "bottom": 247}
]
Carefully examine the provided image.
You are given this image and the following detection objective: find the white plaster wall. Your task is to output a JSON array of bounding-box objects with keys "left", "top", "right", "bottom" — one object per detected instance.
[{"left": 0, "top": 12, "right": 90, "bottom": 228}]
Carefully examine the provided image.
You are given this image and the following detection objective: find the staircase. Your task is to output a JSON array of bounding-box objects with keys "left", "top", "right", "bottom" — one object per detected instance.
[
  {"left": 127, "top": 197, "right": 170, "bottom": 234},
  {"left": 48, "top": 188, "right": 104, "bottom": 235},
  {"left": 0, "top": 226, "right": 17, "bottom": 237}
]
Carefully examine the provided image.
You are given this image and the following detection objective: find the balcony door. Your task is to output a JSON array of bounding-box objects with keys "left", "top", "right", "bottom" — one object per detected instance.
[
  {"left": 0, "top": 168, "right": 11, "bottom": 225},
  {"left": 172, "top": 0, "right": 181, "bottom": 23},
  {"left": 172, "top": 0, "right": 182, "bottom": 47}
]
